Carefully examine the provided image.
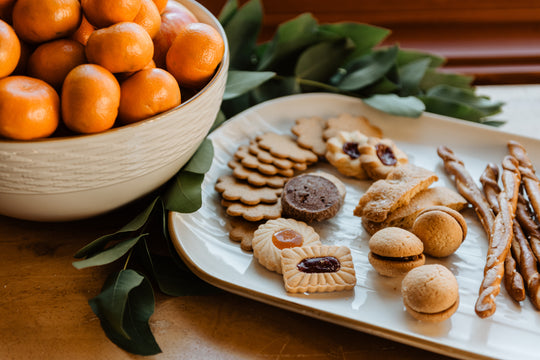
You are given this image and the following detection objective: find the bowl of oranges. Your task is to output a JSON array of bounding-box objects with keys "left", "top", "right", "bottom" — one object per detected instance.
[{"left": 0, "top": 0, "right": 229, "bottom": 221}]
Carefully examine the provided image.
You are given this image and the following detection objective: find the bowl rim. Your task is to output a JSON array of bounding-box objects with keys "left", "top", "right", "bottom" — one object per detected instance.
[{"left": 0, "top": 0, "right": 229, "bottom": 145}]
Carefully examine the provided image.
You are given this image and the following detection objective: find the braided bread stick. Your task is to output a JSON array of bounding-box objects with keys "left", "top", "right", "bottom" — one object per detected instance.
[
  {"left": 508, "top": 140, "right": 540, "bottom": 219},
  {"left": 437, "top": 146, "right": 495, "bottom": 235},
  {"left": 516, "top": 194, "right": 540, "bottom": 263},
  {"left": 514, "top": 194, "right": 540, "bottom": 310},
  {"left": 480, "top": 163, "right": 526, "bottom": 302},
  {"left": 475, "top": 156, "right": 520, "bottom": 318}
]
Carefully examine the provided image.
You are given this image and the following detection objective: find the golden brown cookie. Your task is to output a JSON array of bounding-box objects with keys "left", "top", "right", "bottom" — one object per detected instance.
[
  {"left": 291, "top": 116, "right": 327, "bottom": 157},
  {"left": 252, "top": 218, "right": 321, "bottom": 274},
  {"left": 325, "top": 130, "right": 369, "bottom": 179},
  {"left": 354, "top": 164, "right": 438, "bottom": 223},
  {"left": 228, "top": 159, "right": 289, "bottom": 188},
  {"left": 229, "top": 217, "right": 263, "bottom": 251},
  {"left": 235, "top": 145, "right": 294, "bottom": 177},
  {"left": 361, "top": 186, "right": 467, "bottom": 235},
  {"left": 281, "top": 245, "right": 357, "bottom": 293},
  {"left": 248, "top": 140, "right": 307, "bottom": 171},
  {"left": 215, "top": 175, "right": 282, "bottom": 205},
  {"left": 221, "top": 198, "right": 282, "bottom": 222},
  {"left": 359, "top": 137, "right": 408, "bottom": 180},
  {"left": 323, "top": 113, "right": 383, "bottom": 141},
  {"left": 256, "top": 132, "right": 318, "bottom": 164},
  {"left": 411, "top": 206, "right": 467, "bottom": 257}
]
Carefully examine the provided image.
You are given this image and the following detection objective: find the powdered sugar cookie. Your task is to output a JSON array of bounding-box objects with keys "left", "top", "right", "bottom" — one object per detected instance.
[
  {"left": 281, "top": 245, "right": 356, "bottom": 293},
  {"left": 291, "top": 116, "right": 327, "bottom": 157},
  {"left": 252, "top": 218, "right": 321, "bottom": 274},
  {"left": 359, "top": 137, "right": 408, "bottom": 180},
  {"left": 256, "top": 132, "right": 318, "bottom": 164},
  {"left": 323, "top": 113, "right": 382, "bottom": 140},
  {"left": 325, "top": 130, "right": 369, "bottom": 179}
]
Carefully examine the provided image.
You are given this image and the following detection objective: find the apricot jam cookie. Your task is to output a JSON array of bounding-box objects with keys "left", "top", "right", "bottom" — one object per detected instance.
[
  {"left": 359, "top": 137, "right": 408, "bottom": 180},
  {"left": 325, "top": 130, "right": 369, "bottom": 179},
  {"left": 281, "top": 245, "right": 357, "bottom": 293},
  {"left": 252, "top": 218, "right": 321, "bottom": 274}
]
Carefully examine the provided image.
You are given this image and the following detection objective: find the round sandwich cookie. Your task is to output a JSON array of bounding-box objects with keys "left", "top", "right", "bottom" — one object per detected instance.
[
  {"left": 368, "top": 227, "right": 425, "bottom": 277},
  {"left": 411, "top": 206, "right": 467, "bottom": 257},
  {"left": 281, "top": 173, "right": 344, "bottom": 222},
  {"left": 401, "top": 264, "right": 460, "bottom": 322}
]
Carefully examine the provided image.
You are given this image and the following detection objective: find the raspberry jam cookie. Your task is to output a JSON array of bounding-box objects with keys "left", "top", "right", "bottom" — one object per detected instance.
[
  {"left": 325, "top": 130, "right": 369, "bottom": 179},
  {"left": 281, "top": 245, "right": 357, "bottom": 293},
  {"left": 252, "top": 218, "right": 321, "bottom": 274},
  {"left": 359, "top": 137, "right": 408, "bottom": 180}
]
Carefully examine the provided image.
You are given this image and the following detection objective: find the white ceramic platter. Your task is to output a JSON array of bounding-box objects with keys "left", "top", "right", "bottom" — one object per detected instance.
[{"left": 169, "top": 93, "right": 540, "bottom": 360}]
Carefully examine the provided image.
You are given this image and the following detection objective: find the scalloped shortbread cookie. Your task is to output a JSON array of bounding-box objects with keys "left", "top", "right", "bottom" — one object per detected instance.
[
  {"left": 252, "top": 218, "right": 321, "bottom": 274},
  {"left": 281, "top": 245, "right": 356, "bottom": 293}
]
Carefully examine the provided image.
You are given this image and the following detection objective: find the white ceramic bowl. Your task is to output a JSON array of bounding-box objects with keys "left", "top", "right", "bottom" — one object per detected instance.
[{"left": 0, "top": 0, "right": 229, "bottom": 222}]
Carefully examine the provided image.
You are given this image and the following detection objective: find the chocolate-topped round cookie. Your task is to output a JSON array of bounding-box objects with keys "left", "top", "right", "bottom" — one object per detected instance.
[{"left": 281, "top": 174, "right": 342, "bottom": 222}]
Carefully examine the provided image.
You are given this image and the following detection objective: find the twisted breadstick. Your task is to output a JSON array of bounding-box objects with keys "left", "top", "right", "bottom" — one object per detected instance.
[
  {"left": 508, "top": 140, "right": 540, "bottom": 219},
  {"left": 475, "top": 156, "right": 520, "bottom": 318},
  {"left": 437, "top": 146, "right": 495, "bottom": 235},
  {"left": 480, "top": 163, "right": 526, "bottom": 302},
  {"left": 516, "top": 194, "right": 540, "bottom": 263}
]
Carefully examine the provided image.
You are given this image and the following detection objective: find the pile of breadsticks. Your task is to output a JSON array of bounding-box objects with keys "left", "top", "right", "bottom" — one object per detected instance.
[{"left": 438, "top": 141, "right": 540, "bottom": 318}]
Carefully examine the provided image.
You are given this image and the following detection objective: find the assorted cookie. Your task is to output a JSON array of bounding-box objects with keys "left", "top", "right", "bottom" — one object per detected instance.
[
  {"left": 212, "top": 112, "right": 467, "bottom": 316},
  {"left": 252, "top": 218, "right": 321, "bottom": 274},
  {"left": 281, "top": 245, "right": 357, "bottom": 293}
]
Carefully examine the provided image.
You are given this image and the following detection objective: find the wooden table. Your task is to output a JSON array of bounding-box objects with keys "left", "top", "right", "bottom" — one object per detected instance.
[{"left": 2, "top": 85, "right": 539, "bottom": 359}]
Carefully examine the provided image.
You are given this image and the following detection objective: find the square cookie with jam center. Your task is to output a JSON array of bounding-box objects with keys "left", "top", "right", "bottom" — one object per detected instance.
[{"left": 281, "top": 245, "right": 356, "bottom": 293}]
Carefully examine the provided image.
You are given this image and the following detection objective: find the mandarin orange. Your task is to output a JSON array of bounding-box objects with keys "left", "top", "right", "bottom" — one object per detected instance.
[
  {"left": 118, "top": 68, "right": 181, "bottom": 124},
  {"left": 0, "top": 76, "right": 60, "bottom": 140},
  {"left": 86, "top": 22, "right": 154, "bottom": 74},
  {"left": 81, "top": 0, "right": 141, "bottom": 28},
  {"left": 70, "top": 15, "right": 96, "bottom": 46},
  {"left": 61, "top": 64, "right": 121, "bottom": 134},
  {"left": 0, "top": 19, "right": 20, "bottom": 79},
  {"left": 27, "top": 39, "right": 87, "bottom": 89},
  {"left": 165, "top": 22, "right": 224, "bottom": 89},
  {"left": 133, "top": 0, "right": 161, "bottom": 39},
  {"left": 12, "top": 0, "right": 82, "bottom": 43}
]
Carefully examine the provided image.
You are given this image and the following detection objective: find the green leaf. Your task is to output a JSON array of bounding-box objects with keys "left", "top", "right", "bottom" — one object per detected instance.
[
  {"left": 398, "top": 58, "right": 431, "bottom": 96},
  {"left": 319, "top": 22, "right": 390, "bottom": 61},
  {"left": 223, "top": 70, "right": 276, "bottom": 100},
  {"left": 426, "top": 84, "right": 504, "bottom": 115},
  {"left": 163, "top": 171, "right": 205, "bottom": 213},
  {"left": 90, "top": 270, "right": 161, "bottom": 355},
  {"left": 364, "top": 94, "right": 425, "bottom": 118},
  {"left": 73, "top": 235, "right": 143, "bottom": 269},
  {"left": 218, "top": 0, "right": 238, "bottom": 26},
  {"left": 251, "top": 76, "right": 301, "bottom": 104},
  {"left": 223, "top": 0, "right": 262, "bottom": 69},
  {"left": 396, "top": 49, "right": 445, "bottom": 68},
  {"left": 74, "top": 197, "right": 159, "bottom": 258},
  {"left": 295, "top": 39, "right": 354, "bottom": 82},
  {"left": 419, "top": 95, "right": 487, "bottom": 122},
  {"left": 137, "top": 239, "right": 218, "bottom": 296},
  {"left": 361, "top": 76, "right": 399, "bottom": 95},
  {"left": 334, "top": 45, "right": 399, "bottom": 91},
  {"left": 257, "top": 13, "right": 320, "bottom": 71},
  {"left": 182, "top": 139, "right": 214, "bottom": 174},
  {"left": 210, "top": 110, "right": 227, "bottom": 132},
  {"left": 420, "top": 69, "right": 473, "bottom": 90}
]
